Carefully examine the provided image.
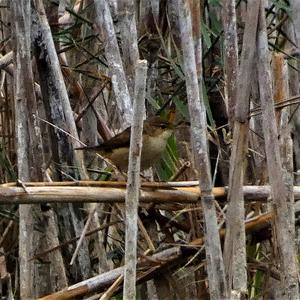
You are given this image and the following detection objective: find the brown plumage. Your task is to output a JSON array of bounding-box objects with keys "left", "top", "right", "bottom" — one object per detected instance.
[{"left": 76, "top": 116, "right": 174, "bottom": 171}]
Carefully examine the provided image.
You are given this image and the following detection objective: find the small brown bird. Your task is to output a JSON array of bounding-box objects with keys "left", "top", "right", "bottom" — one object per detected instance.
[{"left": 76, "top": 116, "right": 174, "bottom": 171}]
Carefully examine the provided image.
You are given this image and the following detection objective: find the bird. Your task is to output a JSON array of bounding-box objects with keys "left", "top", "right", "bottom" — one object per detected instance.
[{"left": 75, "top": 116, "right": 174, "bottom": 171}]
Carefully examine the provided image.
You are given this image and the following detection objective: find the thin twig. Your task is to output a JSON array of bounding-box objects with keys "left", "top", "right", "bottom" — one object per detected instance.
[
  {"left": 70, "top": 206, "right": 96, "bottom": 265},
  {"left": 99, "top": 275, "right": 124, "bottom": 300},
  {"left": 29, "top": 221, "right": 120, "bottom": 261},
  {"left": 36, "top": 115, "right": 86, "bottom": 146}
]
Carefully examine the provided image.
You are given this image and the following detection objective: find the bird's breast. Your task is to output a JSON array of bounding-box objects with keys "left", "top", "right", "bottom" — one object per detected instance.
[
  {"left": 103, "top": 129, "right": 172, "bottom": 171},
  {"left": 141, "top": 130, "right": 172, "bottom": 169},
  {"left": 106, "top": 147, "right": 130, "bottom": 171}
]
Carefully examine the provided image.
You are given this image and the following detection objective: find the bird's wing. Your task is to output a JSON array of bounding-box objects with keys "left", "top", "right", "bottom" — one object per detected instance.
[
  {"left": 75, "top": 126, "right": 131, "bottom": 152},
  {"left": 100, "top": 126, "right": 131, "bottom": 151}
]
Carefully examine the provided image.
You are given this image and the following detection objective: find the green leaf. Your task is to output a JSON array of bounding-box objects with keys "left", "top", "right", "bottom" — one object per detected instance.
[
  {"left": 155, "top": 135, "right": 178, "bottom": 181},
  {"left": 273, "top": 0, "right": 292, "bottom": 16},
  {"left": 146, "top": 95, "right": 162, "bottom": 111},
  {"left": 173, "top": 97, "right": 190, "bottom": 120},
  {"left": 155, "top": 21, "right": 185, "bottom": 80},
  {"left": 208, "top": 0, "right": 221, "bottom": 6},
  {"left": 202, "top": 83, "right": 216, "bottom": 128},
  {"left": 202, "top": 23, "right": 212, "bottom": 49},
  {"left": 209, "top": 11, "right": 222, "bottom": 34}
]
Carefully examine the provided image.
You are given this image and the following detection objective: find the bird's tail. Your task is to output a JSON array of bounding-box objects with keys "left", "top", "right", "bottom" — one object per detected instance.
[{"left": 74, "top": 145, "right": 101, "bottom": 151}]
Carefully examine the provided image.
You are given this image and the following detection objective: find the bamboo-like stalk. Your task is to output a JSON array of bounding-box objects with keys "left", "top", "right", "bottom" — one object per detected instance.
[
  {"left": 93, "top": 0, "right": 133, "bottom": 129},
  {"left": 175, "top": 1, "right": 227, "bottom": 298},
  {"left": 117, "top": 0, "right": 139, "bottom": 99},
  {"left": 123, "top": 60, "right": 147, "bottom": 300},
  {"left": 223, "top": 2, "right": 260, "bottom": 296},
  {"left": 222, "top": 0, "right": 238, "bottom": 129},
  {"left": 257, "top": 2, "right": 299, "bottom": 298},
  {"left": 0, "top": 184, "right": 300, "bottom": 204},
  {"left": 12, "top": 0, "right": 47, "bottom": 297}
]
